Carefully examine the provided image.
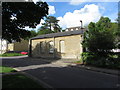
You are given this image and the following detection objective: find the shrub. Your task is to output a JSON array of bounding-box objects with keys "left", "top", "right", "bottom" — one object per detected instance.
[
  {"left": 81, "top": 52, "right": 120, "bottom": 69},
  {"left": 81, "top": 52, "right": 94, "bottom": 65}
]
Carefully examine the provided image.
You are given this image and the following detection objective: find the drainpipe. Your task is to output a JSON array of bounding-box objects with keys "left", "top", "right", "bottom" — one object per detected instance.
[
  {"left": 53, "top": 36, "right": 55, "bottom": 59},
  {"left": 28, "top": 39, "right": 32, "bottom": 57}
]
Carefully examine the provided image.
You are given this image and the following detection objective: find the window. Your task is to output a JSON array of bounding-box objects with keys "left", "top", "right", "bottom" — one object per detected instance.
[
  {"left": 49, "top": 41, "right": 54, "bottom": 53},
  {"left": 71, "top": 29, "right": 73, "bottom": 31},
  {"left": 60, "top": 40, "right": 65, "bottom": 53},
  {"left": 40, "top": 42, "right": 45, "bottom": 53}
]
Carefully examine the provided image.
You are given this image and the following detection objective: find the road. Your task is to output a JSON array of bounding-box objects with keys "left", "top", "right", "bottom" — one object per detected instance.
[{"left": 1, "top": 56, "right": 119, "bottom": 88}]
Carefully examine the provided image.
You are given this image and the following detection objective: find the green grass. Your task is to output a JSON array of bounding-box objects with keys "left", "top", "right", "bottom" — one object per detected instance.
[
  {"left": 74, "top": 59, "right": 83, "bottom": 64},
  {"left": 0, "top": 66, "right": 16, "bottom": 73},
  {"left": 0, "top": 53, "right": 26, "bottom": 57},
  {"left": 2, "top": 74, "right": 45, "bottom": 88}
]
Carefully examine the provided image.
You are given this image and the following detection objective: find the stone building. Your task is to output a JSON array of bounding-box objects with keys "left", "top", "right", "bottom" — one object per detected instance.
[
  {"left": 29, "top": 28, "right": 85, "bottom": 59},
  {"left": 7, "top": 39, "right": 29, "bottom": 52}
]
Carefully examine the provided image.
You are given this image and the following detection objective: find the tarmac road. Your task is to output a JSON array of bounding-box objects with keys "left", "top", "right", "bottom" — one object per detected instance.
[{"left": 2, "top": 56, "right": 119, "bottom": 88}]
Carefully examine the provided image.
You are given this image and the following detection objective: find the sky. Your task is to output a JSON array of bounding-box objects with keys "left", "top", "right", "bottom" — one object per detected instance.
[{"left": 26, "top": 0, "right": 119, "bottom": 31}]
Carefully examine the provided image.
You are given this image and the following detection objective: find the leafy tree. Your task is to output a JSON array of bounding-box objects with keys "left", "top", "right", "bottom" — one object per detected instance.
[
  {"left": 115, "top": 12, "right": 120, "bottom": 49},
  {"left": 2, "top": 2, "right": 49, "bottom": 42},
  {"left": 96, "top": 16, "right": 111, "bottom": 31},
  {"left": 37, "top": 29, "right": 54, "bottom": 35},
  {"left": 82, "top": 16, "right": 116, "bottom": 56},
  {"left": 23, "top": 30, "right": 38, "bottom": 40},
  {"left": 81, "top": 16, "right": 119, "bottom": 67},
  {"left": 37, "top": 16, "right": 61, "bottom": 35},
  {"left": 45, "top": 16, "right": 61, "bottom": 32},
  {"left": 30, "top": 30, "right": 38, "bottom": 38}
]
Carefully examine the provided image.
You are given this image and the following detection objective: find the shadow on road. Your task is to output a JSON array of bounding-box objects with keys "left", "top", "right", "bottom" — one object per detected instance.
[
  {"left": 23, "top": 66, "right": 119, "bottom": 88},
  {"left": 2, "top": 56, "right": 64, "bottom": 68},
  {"left": 1, "top": 56, "right": 119, "bottom": 88}
]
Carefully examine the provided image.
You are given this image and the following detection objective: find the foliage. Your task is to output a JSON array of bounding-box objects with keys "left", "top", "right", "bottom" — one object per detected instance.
[
  {"left": 37, "top": 16, "right": 62, "bottom": 35},
  {"left": 81, "top": 52, "right": 120, "bottom": 69},
  {"left": 110, "top": 23, "right": 120, "bottom": 49},
  {"left": 24, "top": 30, "right": 38, "bottom": 40},
  {"left": 30, "top": 30, "right": 38, "bottom": 37},
  {"left": 82, "top": 17, "right": 115, "bottom": 55},
  {"left": 81, "top": 16, "right": 120, "bottom": 69},
  {"left": 2, "top": 2, "right": 49, "bottom": 42},
  {"left": 38, "top": 29, "right": 54, "bottom": 35},
  {"left": 81, "top": 52, "right": 95, "bottom": 64}
]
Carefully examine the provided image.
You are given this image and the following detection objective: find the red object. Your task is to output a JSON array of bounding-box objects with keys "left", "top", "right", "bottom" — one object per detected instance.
[{"left": 21, "top": 52, "right": 28, "bottom": 55}]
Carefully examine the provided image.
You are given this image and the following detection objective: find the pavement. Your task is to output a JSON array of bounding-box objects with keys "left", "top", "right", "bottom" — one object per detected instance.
[
  {"left": 1, "top": 56, "right": 120, "bottom": 88},
  {"left": 62, "top": 61, "right": 119, "bottom": 76},
  {"left": 51, "top": 58, "right": 119, "bottom": 76}
]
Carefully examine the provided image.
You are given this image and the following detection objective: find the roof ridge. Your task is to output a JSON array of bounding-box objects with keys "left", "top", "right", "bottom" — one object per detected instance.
[{"left": 31, "top": 29, "right": 85, "bottom": 40}]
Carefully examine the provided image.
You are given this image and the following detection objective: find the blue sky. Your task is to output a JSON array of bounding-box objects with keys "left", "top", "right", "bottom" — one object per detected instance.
[
  {"left": 48, "top": 2, "right": 118, "bottom": 20},
  {"left": 30, "top": 0, "right": 119, "bottom": 31}
]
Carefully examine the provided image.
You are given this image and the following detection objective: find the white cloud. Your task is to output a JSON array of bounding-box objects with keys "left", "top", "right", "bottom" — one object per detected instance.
[
  {"left": 57, "top": 4, "right": 102, "bottom": 29},
  {"left": 69, "top": 0, "right": 88, "bottom": 5},
  {"left": 33, "top": 19, "right": 45, "bottom": 31},
  {"left": 37, "top": 19, "right": 45, "bottom": 28},
  {"left": 49, "top": 5, "right": 56, "bottom": 15}
]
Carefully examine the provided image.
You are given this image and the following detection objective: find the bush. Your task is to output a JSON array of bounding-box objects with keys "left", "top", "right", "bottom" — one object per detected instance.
[
  {"left": 81, "top": 52, "right": 120, "bottom": 69},
  {"left": 81, "top": 52, "right": 94, "bottom": 65}
]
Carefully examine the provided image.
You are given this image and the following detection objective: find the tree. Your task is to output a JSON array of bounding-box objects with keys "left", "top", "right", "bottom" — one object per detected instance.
[
  {"left": 115, "top": 12, "right": 120, "bottom": 49},
  {"left": 2, "top": 2, "right": 49, "bottom": 42},
  {"left": 37, "top": 16, "right": 61, "bottom": 35},
  {"left": 37, "top": 29, "right": 54, "bottom": 35},
  {"left": 82, "top": 16, "right": 116, "bottom": 56},
  {"left": 29, "top": 30, "right": 38, "bottom": 38},
  {"left": 96, "top": 16, "right": 111, "bottom": 31},
  {"left": 81, "top": 17, "right": 118, "bottom": 67}
]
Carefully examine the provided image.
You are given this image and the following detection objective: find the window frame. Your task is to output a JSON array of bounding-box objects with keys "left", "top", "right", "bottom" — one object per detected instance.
[
  {"left": 49, "top": 41, "right": 54, "bottom": 54},
  {"left": 59, "top": 40, "right": 65, "bottom": 53}
]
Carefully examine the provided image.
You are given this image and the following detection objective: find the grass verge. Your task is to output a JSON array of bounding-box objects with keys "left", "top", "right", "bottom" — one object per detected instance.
[
  {"left": 0, "top": 53, "right": 26, "bottom": 57},
  {"left": 2, "top": 74, "right": 45, "bottom": 88},
  {"left": 0, "top": 66, "right": 16, "bottom": 73},
  {"left": 74, "top": 59, "right": 83, "bottom": 64}
]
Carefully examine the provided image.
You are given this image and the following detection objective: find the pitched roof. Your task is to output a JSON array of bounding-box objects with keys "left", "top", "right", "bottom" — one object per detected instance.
[{"left": 31, "top": 29, "right": 85, "bottom": 40}]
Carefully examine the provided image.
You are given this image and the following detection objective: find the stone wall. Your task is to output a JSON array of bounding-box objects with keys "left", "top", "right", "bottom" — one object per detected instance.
[{"left": 31, "top": 34, "right": 83, "bottom": 59}]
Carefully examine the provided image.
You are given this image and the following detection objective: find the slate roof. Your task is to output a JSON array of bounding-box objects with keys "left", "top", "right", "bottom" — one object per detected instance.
[{"left": 31, "top": 29, "right": 86, "bottom": 40}]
